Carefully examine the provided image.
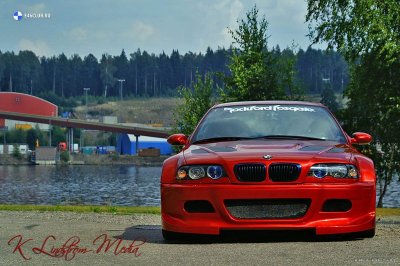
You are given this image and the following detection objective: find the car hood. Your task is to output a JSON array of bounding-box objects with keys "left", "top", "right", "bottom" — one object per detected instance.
[{"left": 182, "top": 139, "right": 356, "bottom": 165}]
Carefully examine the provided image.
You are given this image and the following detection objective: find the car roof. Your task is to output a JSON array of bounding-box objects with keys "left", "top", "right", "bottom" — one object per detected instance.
[{"left": 213, "top": 100, "right": 326, "bottom": 108}]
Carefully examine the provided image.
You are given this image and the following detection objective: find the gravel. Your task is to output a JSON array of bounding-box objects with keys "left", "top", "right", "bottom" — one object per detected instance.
[{"left": 0, "top": 211, "right": 399, "bottom": 265}]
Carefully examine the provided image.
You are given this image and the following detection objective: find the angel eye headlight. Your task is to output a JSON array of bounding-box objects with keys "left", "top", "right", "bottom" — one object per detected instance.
[
  {"left": 329, "top": 165, "right": 348, "bottom": 178},
  {"left": 207, "top": 166, "right": 223, "bottom": 179},
  {"left": 310, "top": 164, "right": 328, "bottom": 178},
  {"left": 177, "top": 165, "right": 225, "bottom": 180},
  {"left": 188, "top": 167, "right": 205, "bottom": 180},
  {"left": 309, "top": 164, "right": 359, "bottom": 179}
]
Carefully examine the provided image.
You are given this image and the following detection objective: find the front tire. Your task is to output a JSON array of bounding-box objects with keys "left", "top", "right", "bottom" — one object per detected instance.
[
  {"left": 354, "top": 228, "right": 375, "bottom": 238},
  {"left": 162, "top": 229, "right": 183, "bottom": 241}
]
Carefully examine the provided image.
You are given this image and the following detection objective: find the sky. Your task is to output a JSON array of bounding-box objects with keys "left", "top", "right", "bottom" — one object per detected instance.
[{"left": 0, "top": 0, "right": 323, "bottom": 58}]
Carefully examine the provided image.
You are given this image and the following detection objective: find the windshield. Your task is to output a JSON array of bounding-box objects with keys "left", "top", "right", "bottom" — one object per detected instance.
[{"left": 192, "top": 104, "right": 347, "bottom": 143}]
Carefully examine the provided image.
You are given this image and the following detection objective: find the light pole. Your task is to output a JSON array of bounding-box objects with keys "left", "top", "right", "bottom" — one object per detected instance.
[
  {"left": 117, "top": 79, "right": 125, "bottom": 101},
  {"left": 83, "top": 87, "right": 90, "bottom": 119}
]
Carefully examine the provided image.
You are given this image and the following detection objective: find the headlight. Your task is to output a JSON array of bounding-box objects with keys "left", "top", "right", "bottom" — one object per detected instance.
[
  {"left": 309, "top": 164, "right": 359, "bottom": 179},
  {"left": 207, "top": 166, "right": 223, "bottom": 179},
  {"left": 176, "top": 165, "right": 225, "bottom": 180},
  {"left": 188, "top": 167, "right": 205, "bottom": 180}
]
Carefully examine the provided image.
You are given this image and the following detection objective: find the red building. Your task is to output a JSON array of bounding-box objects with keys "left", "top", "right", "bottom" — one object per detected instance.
[{"left": 0, "top": 92, "right": 58, "bottom": 129}]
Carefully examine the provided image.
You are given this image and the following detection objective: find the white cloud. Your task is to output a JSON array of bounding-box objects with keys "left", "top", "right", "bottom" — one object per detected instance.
[
  {"left": 217, "top": 0, "right": 244, "bottom": 45},
  {"left": 18, "top": 39, "right": 51, "bottom": 57},
  {"left": 24, "top": 3, "right": 47, "bottom": 13},
  {"left": 65, "top": 27, "right": 88, "bottom": 41},
  {"left": 197, "top": 0, "right": 244, "bottom": 49},
  {"left": 129, "top": 21, "right": 156, "bottom": 42}
]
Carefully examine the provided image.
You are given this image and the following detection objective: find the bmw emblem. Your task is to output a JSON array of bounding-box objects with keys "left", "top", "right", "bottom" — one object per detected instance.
[
  {"left": 13, "top": 11, "right": 23, "bottom": 21},
  {"left": 263, "top": 154, "right": 272, "bottom": 160}
]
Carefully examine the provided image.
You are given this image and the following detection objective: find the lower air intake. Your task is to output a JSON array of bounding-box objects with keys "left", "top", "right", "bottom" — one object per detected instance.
[{"left": 225, "top": 199, "right": 311, "bottom": 219}]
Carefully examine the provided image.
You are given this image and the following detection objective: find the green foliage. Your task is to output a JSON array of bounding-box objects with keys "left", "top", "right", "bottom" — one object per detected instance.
[
  {"left": 60, "top": 151, "right": 70, "bottom": 162},
  {"left": 26, "top": 126, "right": 45, "bottom": 150},
  {"left": 51, "top": 126, "right": 66, "bottom": 147},
  {"left": 307, "top": 0, "right": 400, "bottom": 206},
  {"left": 6, "top": 129, "right": 27, "bottom": 143},
  {"left": 173, "top": 72, "right": 215, "bottom": 136},
  {"left": 320, "top": 88, "right": 339, "bottom": 114},
  {"left": 36, "top": 91, "right": 78, "bottom": 114},
  {"left": 221, "top": 6, "right": 285, "bottom": 102},
  {"left": 0, "top": 204, "right": 161, "bottom": 214},
  {"left": 276, "top": 45, "right": 305, "bottom": 100},
  {"left": 12, "top": 144, "right": 22, "bottom": 159},
  {"left": 1, "top": 45, "right": 349, "bottom": 103},
  {"left": 306, "top": 0, "right": 400, "bottom": 63}
]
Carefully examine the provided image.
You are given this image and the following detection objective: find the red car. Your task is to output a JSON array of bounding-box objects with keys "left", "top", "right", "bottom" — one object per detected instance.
[{"left": 161, "top": 101, "right": 375, "bottom": 239}]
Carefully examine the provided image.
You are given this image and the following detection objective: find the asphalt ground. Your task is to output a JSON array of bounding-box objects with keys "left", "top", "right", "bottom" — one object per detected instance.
[{"left": 0, "top": 211, "right": 399, "bottom": 265}]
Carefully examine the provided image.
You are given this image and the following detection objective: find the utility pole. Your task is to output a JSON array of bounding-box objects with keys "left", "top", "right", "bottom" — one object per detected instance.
[{"left": 117, "top": 79, "right": 125, "bottom": 101}]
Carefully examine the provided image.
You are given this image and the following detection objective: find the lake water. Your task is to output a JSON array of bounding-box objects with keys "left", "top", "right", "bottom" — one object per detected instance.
[{"left": 0, "top": 165, "right": 398, "bottom": 208}]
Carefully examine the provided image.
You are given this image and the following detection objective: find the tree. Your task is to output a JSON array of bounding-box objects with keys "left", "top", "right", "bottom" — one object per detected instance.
[
  {"left": 173, "top": 72, "right": 215, "bottom": 136},
  {"left": 221, "top": 6, "right": 284, "bottom": 102},
  {"left": 343, "top": 52, "right": 400, "bottom": 207},
  {"left": 306, "top": 0, "right": 400, "bottom": 207},
  {"left": 306, "top": 0, "right": 400, "bottom": 62},
  {"left": 100, "top": 54, "right": 116, "bottom": 97},
  {"left": 276, "top": 45, "right": 304, "bottom": 100},
  {"left": 26, "top": 126, "right": 45, "bottom": 150},
  {"left": 57, "top": 53, "right": 69, "bottom": 97},
  {"left": 320, "top": 87, "right": 338, "bottom": 114}
]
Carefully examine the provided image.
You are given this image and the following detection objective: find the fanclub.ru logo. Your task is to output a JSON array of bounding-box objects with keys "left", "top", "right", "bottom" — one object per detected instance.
[
  {"left": 13, "top": 10, "right": 51, "bottom": 21},
  {"left": 13, "top": 11, "right": 23, "bottom": 21}
]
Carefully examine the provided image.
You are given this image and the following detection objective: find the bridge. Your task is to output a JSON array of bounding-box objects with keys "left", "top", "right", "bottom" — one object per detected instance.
[{"left": 0, "top": 111, "right": 170, "bottom": 151}]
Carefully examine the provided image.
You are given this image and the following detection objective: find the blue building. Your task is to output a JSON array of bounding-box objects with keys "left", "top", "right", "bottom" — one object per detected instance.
[{"left": 116, "top": 134, "right": 172, "bottom": 155}]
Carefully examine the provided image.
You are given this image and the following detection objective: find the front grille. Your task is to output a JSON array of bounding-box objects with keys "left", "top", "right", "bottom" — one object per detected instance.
[
  {"left": 269, "top": 163, "right": 301, "bottom": 182},
  {"left": 225, "top": 199, "right": 311, "bottom": 219},
  {"left": 234, "top": 163, "right": 266, "bottom": 182}
]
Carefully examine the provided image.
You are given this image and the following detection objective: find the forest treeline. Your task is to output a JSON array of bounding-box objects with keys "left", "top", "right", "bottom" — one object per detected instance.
[{"left": 0, "top": 46, "right": 348, "bottom": 100}]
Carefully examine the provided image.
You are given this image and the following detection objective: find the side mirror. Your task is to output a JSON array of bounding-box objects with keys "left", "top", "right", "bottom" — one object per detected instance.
[
  {"left": 350, "top": 132, "right": 372, "bottom": 145},
  {"left": 167, "top": 134, "right": 188, "bottom": 145}
]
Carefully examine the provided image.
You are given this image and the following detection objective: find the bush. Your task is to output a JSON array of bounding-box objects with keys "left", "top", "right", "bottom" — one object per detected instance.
[
  {"left": 12, "top": 144, "right": 22, "bottom": 159},
  {"left": 60, "top": 151, "right": 70, "bottom": 162}
]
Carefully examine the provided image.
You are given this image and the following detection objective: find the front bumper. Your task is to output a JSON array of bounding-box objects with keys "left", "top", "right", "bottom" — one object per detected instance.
[{"left": 161, "top": 182, "right": 375, "bottom": 235}]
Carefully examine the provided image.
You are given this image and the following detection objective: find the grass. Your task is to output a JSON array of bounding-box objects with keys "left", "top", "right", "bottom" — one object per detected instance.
[
  {"left": 376, "top": 208, "right": 400, "bottom": 216},
  {"left": 0, "top": 204, "right": 398, "bottom": 216},
  {"left": 74, "top": 97, "right": 179, "bottom": 126},
  {"left": 0, "top": 204, "right": 160, "bottom": 215}
]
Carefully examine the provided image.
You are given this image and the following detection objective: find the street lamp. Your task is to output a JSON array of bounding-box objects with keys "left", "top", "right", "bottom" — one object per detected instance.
[
  {"left": 83, "top": 87, "right": 90, "bottom": 119},
  {"left": 117, "top": 79, "right": 125, "bottom": 101}
]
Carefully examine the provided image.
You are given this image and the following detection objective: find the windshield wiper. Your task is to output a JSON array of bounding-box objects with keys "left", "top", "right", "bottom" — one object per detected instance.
[
  {"left": 252, "top": 135, "right": 327, "bottom": 141},
  {"left": 192, "top": 136, "right": 252, "bottom": 144}
]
